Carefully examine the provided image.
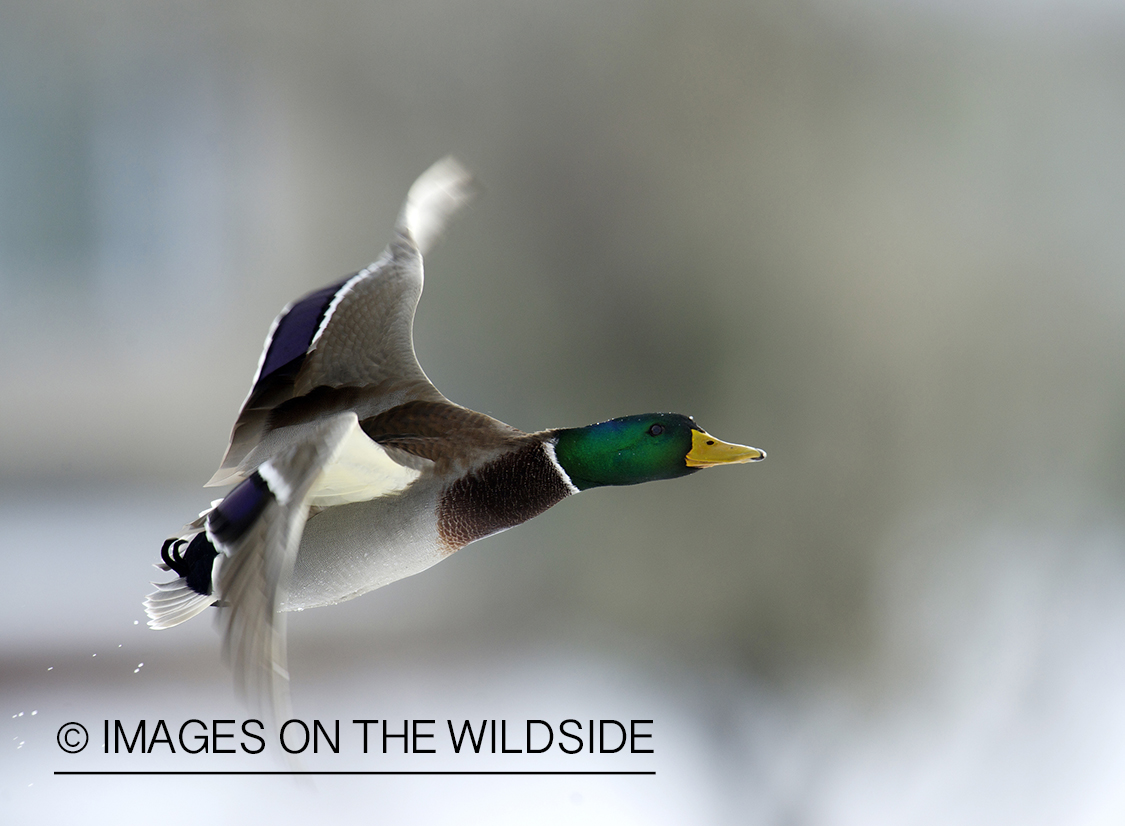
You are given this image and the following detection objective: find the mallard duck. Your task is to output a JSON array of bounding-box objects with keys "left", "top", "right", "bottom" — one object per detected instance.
[{"left": 144, "top": 157, "right": 764, "bottom": 714}]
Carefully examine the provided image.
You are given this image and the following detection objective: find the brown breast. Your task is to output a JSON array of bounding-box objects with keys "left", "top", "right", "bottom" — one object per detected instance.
[{"left": 436, "top": 441, "right": 574, "bottom": 552}]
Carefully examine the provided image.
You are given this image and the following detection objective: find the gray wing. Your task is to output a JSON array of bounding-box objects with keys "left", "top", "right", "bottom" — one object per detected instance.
[
  {"left": 215, "top": 413, "right": 355, "bottom": 725},
  {"left": 208, "top": 157, "right": 475, "bottom": 486}
]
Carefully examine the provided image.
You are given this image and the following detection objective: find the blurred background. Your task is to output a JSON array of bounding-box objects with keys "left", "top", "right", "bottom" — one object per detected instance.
[{"left": 4, "top": 0, "right": 1125, "bottom": 822}]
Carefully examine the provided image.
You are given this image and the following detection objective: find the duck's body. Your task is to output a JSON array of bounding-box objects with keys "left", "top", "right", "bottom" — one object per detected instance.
[
  {"left": 287, "top": 429, "right": 570, "bottom": 609},
  {"left": 145, "top": 157, "right": 763, "bottom": 715}
]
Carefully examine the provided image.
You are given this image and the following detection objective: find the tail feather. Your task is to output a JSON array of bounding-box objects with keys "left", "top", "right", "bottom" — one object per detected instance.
[
  {"left": 145, "top": 504, "right": 223, "bottom": 629},
  {"left": 144, "top": 577, "right": 218, "bottom": 629}
]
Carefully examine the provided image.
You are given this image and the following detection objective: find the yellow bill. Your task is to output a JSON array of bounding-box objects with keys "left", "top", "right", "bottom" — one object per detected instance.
[{"left": 685, "top": 429, "right": 766, "bottom": 468}]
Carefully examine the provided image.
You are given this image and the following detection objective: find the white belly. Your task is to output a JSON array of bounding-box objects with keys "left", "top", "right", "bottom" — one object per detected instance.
[{"left": 283, "top": 482, "right": 447, "bottom": 611}]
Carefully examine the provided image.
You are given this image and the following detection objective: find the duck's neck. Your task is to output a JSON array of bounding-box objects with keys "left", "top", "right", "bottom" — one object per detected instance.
[{"left": 548, "top": 430, "right": 600, "bottom": 491}]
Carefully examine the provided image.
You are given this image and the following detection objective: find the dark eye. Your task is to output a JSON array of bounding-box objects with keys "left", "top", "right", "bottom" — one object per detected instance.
[{"left": 647, "top": 424, "right": 664, "bottom": 436}]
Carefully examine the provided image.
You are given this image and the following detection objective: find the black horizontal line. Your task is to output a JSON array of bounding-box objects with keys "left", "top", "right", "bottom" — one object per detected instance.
[{"left": 54, "top": 770, "right": 655, "bottom": 776}]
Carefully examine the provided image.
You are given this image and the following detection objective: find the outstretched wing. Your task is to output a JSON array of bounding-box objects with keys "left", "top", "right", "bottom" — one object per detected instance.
[
  {"left": 214, "top": 412, "right": 355, "bottom": 725},
  {"left": 209, "top": 157, "right": 475, "bottom": 486}
]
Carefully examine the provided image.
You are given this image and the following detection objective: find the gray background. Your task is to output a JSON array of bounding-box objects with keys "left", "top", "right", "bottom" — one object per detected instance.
[{"left": 4, "top": 0, "right": 1125, "bottom": 823}]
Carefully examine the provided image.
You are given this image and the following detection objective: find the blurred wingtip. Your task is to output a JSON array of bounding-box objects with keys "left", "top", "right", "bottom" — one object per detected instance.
[{"left": 398, "top": 155, "right": 477, "bottom": 256}]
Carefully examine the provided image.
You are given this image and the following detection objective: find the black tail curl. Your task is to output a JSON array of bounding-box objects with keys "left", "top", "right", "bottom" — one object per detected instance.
[{"left": 160, "top": 533, "right": 220, "bottom": 597}]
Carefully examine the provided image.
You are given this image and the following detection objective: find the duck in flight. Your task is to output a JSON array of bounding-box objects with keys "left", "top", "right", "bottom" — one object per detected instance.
[{"left": 144, "top": 157, "right": 764, "bottom": 717}]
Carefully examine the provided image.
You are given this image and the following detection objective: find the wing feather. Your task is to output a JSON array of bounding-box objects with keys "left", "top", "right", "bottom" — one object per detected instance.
[
  {"left": 208, "top": 157, "right": 474, "bottom": 486},
  {"left": 215, "top": 413, "right": 355, "bottom": 725}
]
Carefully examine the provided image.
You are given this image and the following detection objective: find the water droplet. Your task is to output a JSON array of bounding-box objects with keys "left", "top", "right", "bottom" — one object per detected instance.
[
  {"left": 133, "top": 669, "right": 139, "bottom": 674},
  {"left": 47, "top": 667, "right": 53, "bottom": 671},
  {"left": 92, "top": 654, "right": 96, "bottom": 657},
  {"left": 18, "top": 712, "right": 23, "bottom": 717},
  {"left": 133, "top": 620, "right": 139, "bottom": 625},
  {"left": 31, "top": 711, "right": 37, "bottom": 716},
  {"left": 137, "top": 663, "right": 144, "bottom": 668}
]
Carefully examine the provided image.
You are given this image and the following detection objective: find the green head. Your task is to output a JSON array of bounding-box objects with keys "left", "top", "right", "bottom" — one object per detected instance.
[{"left": 552, "top": 413, "right": 765, "bottom": 491}]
